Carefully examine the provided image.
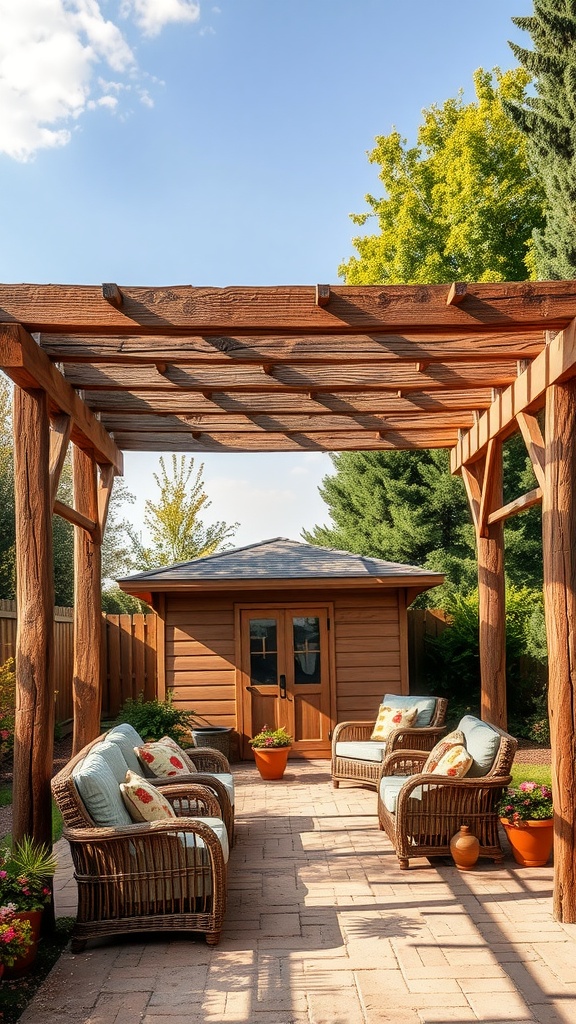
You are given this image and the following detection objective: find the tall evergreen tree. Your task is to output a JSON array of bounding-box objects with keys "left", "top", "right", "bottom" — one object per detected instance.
[{"left": 506, "top": 1, "right": 576, "bottom": 277}]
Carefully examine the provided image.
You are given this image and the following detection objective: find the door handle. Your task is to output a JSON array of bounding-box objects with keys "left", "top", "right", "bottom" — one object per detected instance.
[{"left": 279, "top": 674, "right": 287, "bottom": 699}]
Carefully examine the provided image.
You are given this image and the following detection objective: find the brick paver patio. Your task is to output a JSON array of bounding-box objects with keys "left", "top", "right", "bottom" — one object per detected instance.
[{"left": 20, "top": 761, "right": 576, "bottom": 1024}]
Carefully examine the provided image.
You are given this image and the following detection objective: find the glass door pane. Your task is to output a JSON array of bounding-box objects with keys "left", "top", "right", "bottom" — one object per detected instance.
[
  {"left": 249, "top": 618, "right": 278, "bottom": 685},
  {"left": 292, "top": 616, "right": 321, "bottom": 684}
]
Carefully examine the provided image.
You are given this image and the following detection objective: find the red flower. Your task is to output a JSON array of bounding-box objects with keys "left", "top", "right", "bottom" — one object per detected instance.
[
  {"left": 392, "top": 713, "right": 402, "bottom": 724},
  {"left": 169, "top": 756, "right": 183, "bottom": 769},
  {"left": 447, "top": 767, "right": 458, "bottom": 776},
  {"left": 140, "top": 750, "right": 154, "bottom": 764},
  {"left": 135, "top": 788, "right": 153, "bottom": 804}
]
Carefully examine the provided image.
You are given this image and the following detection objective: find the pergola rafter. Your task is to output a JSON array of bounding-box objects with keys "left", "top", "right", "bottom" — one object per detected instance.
[{"left": 1, "top": 280, "right": 575, "bottom": 922}]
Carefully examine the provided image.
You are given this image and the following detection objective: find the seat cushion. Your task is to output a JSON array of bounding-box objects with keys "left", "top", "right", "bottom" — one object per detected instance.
[
  {"left": 335, "top": 741, "right": 388, "bottom": 763},
  {"left": 383, "top": 694, "right": 437, "bottom": 728},
  {"left": 121, "top": 771, "right": 177, "bottom": 822},
  {"left": 73, "top": 750, "right": 133, "bottom": 827},
  {"left": 459, "top": 716, "right": 500, "bottom": 777},
  {"left": 371, "top": 703, "right": 418, "bottom": 741},
  {"left": 379, "top": 775, "right": 424, "bottom": 814},
  {"left": 211, "top": 773, "right": 235, "bottom": 806},
  {"left": 106, "top": 725, "right": 145, "bottom": 773}
]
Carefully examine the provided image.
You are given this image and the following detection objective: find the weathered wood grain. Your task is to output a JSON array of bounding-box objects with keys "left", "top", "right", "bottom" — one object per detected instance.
[
  {"left": 1, "top": 281, "right": 575, "bottom": 332},
  {"left": 62, "top": 359, "right": 519, "bottom": 392},
  {"left": 99, "top": 411, "right": 475, "bottom": 434},
  {"left": 72, "top": 447, "right": 102, "bottom": 755},
  {"left": 112, "top": 428, "right": 458, "bottom": 451},
  {"left": 12, "top": 388, "right": 55, "bottom": 845},
  {"left": 39, "top": 329, "right": 545, "bottom": 364},
  {"left": 543, "top": 379, "right": 576, "bottom": 922},
  {"left": 85, "top": 387, "right": 493, "bottom": 416}
]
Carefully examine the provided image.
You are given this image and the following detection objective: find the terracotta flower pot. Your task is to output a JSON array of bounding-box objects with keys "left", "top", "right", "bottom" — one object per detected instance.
[
  {"left": 252, "top": 746, "right": 291, "bottom": 780},
  {"left": 4, "top": 909, "right": 42, "bottom": 976},
  {"left": 500, "top": 818, "right": 554, "bottom": 867}
]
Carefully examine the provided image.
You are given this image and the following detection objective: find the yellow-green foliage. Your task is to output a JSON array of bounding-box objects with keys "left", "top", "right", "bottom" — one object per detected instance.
[
  {"left": 0, "top": 658, "right": 15, "bottom": 762},
  {"left": 340, "top": 67, "right": 545, "bottom": 286}
]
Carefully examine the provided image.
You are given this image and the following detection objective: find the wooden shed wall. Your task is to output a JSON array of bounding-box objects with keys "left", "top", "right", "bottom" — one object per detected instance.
[{"left": 161, "top": 586, "right": 406, "bottom": 748}]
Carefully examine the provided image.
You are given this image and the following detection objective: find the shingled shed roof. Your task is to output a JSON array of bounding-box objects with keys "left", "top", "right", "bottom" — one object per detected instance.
[{"left": 118, "top": 537, "right": 444, "bottom": 594}]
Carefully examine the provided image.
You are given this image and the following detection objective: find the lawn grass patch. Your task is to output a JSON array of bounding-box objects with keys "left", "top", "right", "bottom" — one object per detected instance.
[
  {"left": 0, "top": 917, "right": 75, "bottom": 1023},
  {"left": 511, "top": 763, "right": 551, "bottom": 788}
]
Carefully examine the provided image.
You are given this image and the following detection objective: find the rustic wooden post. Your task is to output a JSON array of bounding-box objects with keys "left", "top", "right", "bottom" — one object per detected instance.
[
  {"left": 462, "top": 442, "right": 507, "bottom": 728},
  {"left": 12, "top": 388, "right": 55, "bottom": 845},
  {"left": 542, "top": 380, "right": 576, "bottom": 923},
  {"left": 477, "top": 443, "right": 506, "bottom": 728},
  {"left": 72, "top": 446, "right": 102, "bottom": 754}
]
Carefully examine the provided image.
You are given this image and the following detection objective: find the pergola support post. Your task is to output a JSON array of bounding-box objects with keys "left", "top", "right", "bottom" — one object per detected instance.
[
  {"left": 72, "top": 447, "right": 103, "bottom": 755},
  {"left": 542, "top": 380, "right": 576, "bottom": 923},
  {"left": 12, "top": 388, "right": 55, "bottom": 845},
  {"left": 462, "top": 443, "right": 507, "bottom": 728}
]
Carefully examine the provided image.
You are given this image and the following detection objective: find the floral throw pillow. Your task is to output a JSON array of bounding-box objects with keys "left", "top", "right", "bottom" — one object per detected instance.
[
  {"left": 430, "top": 744, "right": 473, "bottom": 778},
  {"left": 423, "top": 730, "right": 466, "bottom": 773},
  {"left": 135, "top": 739, "right": 197, "bottom": 777},
  {"left": 370, "top": 704, "right": 418, "bottom": 742},
  {"left": 120, "top": 771, "right": 177, "bottom": 822}
]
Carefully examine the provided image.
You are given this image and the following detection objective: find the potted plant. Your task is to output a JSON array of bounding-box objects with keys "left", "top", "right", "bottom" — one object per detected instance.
[
  {"left": 0, "top": 837, "right": 57, "bottom": 973},
  {"left": 498, "top": 781, "right": 554, "bottom": 866},
  {"left": 249, "top": 726, "right": 293, "bottom": 780},
  {"left": 0, "top": 907, "right": 33, "bottom": 979}
]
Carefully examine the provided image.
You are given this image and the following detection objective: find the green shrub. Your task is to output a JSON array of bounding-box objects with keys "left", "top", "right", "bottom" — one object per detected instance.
[
  {"left": 116, "top": 691, "right": 195, "bottom": 744},
  {"left": 0, "top": 658, "right": 15, "bottom": 764}
]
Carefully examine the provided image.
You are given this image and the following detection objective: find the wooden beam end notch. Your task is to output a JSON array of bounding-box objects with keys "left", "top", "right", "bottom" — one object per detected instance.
[
  {"left": 102, "top": 283, "right": 123, "bottom": 309},
  {"left": 315, "top": 284, "right": 331, "bottom": 307},
  {"left": 446, "top": 282, "right": 467, "bottom": 306}
]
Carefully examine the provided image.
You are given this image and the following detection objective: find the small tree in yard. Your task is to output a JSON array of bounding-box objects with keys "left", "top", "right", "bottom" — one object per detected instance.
[{"left": 128, "top": 455, "right": 238, "bottom": 570}]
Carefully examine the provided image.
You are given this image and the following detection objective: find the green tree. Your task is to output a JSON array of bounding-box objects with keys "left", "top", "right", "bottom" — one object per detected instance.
[
  {"left": 506, "top": 1, "right": 576, "bottom": 277},
  {"left": 340, "top": 67, "right": 545, "bottom": 285},
  {"left": 127, "top": 455, "right": 238, "bottom": 570}
]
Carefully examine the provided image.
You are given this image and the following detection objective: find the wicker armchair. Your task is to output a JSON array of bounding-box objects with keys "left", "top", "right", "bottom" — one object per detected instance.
[
  {"left": 52, "top": 739, "right": 230, "bottom": 949},
  {"left": 332, "top": 695, "right": 448, "bottom": 790},
  {"left": 377, "top": 718, "right": 518, "bottom": 869}
]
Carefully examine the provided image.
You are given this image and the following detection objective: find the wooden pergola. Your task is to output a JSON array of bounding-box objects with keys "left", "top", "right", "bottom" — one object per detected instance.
[{"left": 0, "top": 280, "right": 575, "bottom": 920}]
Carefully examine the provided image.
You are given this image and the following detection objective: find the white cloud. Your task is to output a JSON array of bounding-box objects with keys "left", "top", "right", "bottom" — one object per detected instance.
[
  {"left": 0, "top": 0, "right": 202, "bottom": 161},
  {"left": 122, "top": 0, "right": 201, "bottom": 37}
]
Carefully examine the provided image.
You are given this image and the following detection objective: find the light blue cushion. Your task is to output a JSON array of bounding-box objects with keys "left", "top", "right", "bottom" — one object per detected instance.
[
  {"left": 383, "top": 694, "right": 436, "bottom": 728},
  {"left": 379, "top": 775, "right": 424, "bottom": 813},
  {"left": 95, "top": 739, "right": 131, "bottom": 783},
  {"left": 459, "top": 715, "right": 500, "bottom": 777},
  {"left": 212, "top": 773, "right": 235, "bottom": 806},
  {"left": 106, "top": 725, "right": 144, "bottom": 773},
  {"left": 73, "top": 750, "right": 133, "bottom": 827},
  {"left": 335, "top": 741, "right": 388, "bottom": 763}
]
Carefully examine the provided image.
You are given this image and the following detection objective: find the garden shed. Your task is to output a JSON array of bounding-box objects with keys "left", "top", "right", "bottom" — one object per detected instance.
[{"left": 118, "top": 538, "right": 443, "bottom": 760}]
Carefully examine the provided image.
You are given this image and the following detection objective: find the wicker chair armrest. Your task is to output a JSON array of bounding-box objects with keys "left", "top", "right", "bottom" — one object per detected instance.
[
  {"left": 380, "top": 749, "right": 428, "bottom": 778},
  {"left": 150, "top": 783, "right": 221, "bottom": 818},
  {"left": 64, "top": 816, "right": 225, "bottom": 847},
  {"left": 332, "top": 721, "right": 374, "bottom": 744},
  {"left": 395, "top": 772, "right": 512, "bottom": 814},
  {"left": 185, "top": 748, "right": 231, "bottom": 772},
  {"left": 386, "top": 724, "right": 446, "bottom": 750}
]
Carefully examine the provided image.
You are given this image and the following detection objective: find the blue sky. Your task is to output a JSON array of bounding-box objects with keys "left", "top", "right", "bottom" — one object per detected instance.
[{"left": 0, "top": 0, "right": 531, "bottom": 549}]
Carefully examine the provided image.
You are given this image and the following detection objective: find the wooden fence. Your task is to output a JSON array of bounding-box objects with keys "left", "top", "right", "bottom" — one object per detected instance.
[
  {"left": 0, "top": 602, "right": 157, "bottom": 723},
  {"left": 407, "top": 608, "right": 449, "bottom": 689},
  {"left": 0, "top": 599, "right": 75, "bottom": 723}
]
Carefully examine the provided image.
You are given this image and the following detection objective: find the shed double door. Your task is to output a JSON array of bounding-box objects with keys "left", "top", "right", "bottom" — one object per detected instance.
[{"left": 240, "top": 606, "right": 332, "bottom": 759}]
